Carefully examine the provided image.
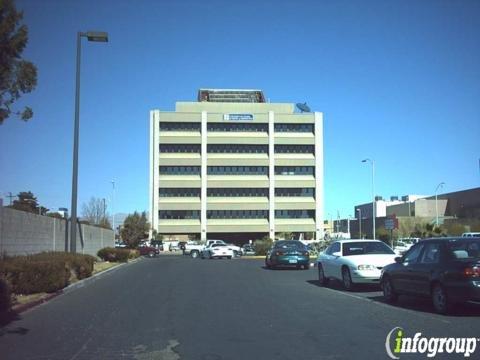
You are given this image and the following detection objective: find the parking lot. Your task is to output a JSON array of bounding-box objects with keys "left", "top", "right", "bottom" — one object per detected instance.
[{"left": 1, "top": 255, "right": 479, "bottom": 359}]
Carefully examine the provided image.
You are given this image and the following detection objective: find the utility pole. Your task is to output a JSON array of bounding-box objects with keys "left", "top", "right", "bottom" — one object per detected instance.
[
  {"left": 7, "top": 192, "right": 15, "bottom": 205},
  {"left": 102, "top": 198, "right": 106, "bottom": 224}
]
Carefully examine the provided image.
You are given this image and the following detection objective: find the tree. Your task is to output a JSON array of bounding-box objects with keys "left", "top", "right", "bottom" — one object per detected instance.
[
  {"left": 8, "top": 191, "right": 48, "bottom": 215},
  {"left": 81, "top": 197, "right": 111, "bottom": 228},
  {"left": 0, "top": 0, "right": 38, "bottom": 124},
  {"left": 120, "top": 211, "right": 149, "bottom": 248}
]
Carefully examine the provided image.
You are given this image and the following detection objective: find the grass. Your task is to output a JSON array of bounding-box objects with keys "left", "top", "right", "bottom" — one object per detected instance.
[{"left": 92, "top": 261, "right": 120, "bottom": 275}]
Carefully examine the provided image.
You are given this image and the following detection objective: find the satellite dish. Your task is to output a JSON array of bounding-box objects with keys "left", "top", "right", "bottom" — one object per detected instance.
[{"left": 296, "top": 102, "right": 311, "bottom": 113}]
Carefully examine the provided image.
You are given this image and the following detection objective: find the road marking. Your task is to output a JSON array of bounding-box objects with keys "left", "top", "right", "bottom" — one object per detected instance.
[{"left": 318, "top": 286, "right": 451, "bottom": 324}]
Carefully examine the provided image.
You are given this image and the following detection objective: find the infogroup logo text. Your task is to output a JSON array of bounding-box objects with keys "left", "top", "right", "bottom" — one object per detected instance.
[{"left": 385, "top": 327, "right": 479, "bottom": 359}]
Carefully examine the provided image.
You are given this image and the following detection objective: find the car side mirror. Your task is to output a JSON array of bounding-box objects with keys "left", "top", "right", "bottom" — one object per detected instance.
[
  {"left": 394, "top": 256, "right": 402, "bottom": 264},
  {"left": 332, "top": 251, "right": 341, "bottom": 257}
]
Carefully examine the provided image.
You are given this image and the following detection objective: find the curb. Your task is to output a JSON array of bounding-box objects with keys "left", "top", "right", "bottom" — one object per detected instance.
[{"left": 63, "top": 256, "right": 143, "bottom": 294}]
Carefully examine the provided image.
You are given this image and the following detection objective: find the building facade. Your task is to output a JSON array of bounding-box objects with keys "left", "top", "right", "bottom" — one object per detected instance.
[{"left": 149, "top": 89, "right": 324, "bottom": 243}]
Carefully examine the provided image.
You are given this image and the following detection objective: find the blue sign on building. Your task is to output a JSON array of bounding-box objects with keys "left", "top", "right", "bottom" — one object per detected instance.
[{"left": 223, "top": 114, "right": 254, "bottom": 121}]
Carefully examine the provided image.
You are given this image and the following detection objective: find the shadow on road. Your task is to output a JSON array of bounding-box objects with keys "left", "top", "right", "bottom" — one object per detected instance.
[
  {"left": 262, "top": 266, "right": 309, "bottom": 271},
  {"left": 0, "top": 311, "right": 29, "bottom": 337},
  {"left": 306, "top": 279, "right": 480, "bottom": 317},
  {"left": 306, "top": 279, "right": 381, "bottom": 293}
]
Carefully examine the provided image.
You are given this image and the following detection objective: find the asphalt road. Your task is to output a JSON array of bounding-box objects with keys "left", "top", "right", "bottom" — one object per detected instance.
[{"left": 1, "top": 256, "right": 479, "bottom": 360}]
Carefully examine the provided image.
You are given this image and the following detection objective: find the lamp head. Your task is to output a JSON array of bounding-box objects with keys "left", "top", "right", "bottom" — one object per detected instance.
[{"left": 86, "top": 31, "right": 109, "bottom": 42}]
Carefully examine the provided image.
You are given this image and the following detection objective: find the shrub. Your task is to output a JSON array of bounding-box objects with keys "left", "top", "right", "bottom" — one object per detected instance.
[
  {"left": 114, "top": 249, "right": 130, "bottom": 263},
  {"left": 3, "top": 259, "right": 69, "bottom": 294},
  {"left": 97, "top": 247, "right": 130, "bottom": 263},
  {"left": 128, "top": 249, "right": 140, "bottom": 260},
  {"left": 254, "top": 237, "right": 274, "bottom": 256},
  {"left": 0, "top": 277, "right": 11, "bottom": 313},
  {"left": 26, "top": 252, "right": 95, "bottom": 281},
  {"left": 97, "top": 247, "right": 116, "bottom": 262}
]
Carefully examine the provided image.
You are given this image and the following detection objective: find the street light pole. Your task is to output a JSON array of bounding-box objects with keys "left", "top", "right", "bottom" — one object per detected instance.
[
  {"left": 362, "top": 158, "right": 376, "bottom": 239},
  {"left": 435, "top": 182, "right": 445, "bottom": 227},
  {"left": 357, "top": 208, "right": 362, "bottom": 239},
  {"left": 70, "top": 31, "right": 108, "bottom": 253},
  {"left": 111, "top": 180, "right": 115, "bottom": 244}
]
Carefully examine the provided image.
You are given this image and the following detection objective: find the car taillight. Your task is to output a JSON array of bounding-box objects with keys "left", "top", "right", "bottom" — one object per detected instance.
[
  {"left": 275, "top": 251, "right": 284, "bottom": 256},
  {"left": 464, "top": 266, "right": 480, "bottom": 277}
]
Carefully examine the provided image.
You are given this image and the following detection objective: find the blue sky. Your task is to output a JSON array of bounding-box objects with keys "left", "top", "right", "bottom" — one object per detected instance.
[{"left": 1, "top": 0, "right": 479, "bottom": 220}]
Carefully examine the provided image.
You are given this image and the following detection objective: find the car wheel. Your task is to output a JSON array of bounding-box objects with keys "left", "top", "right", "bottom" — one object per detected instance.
[
  {"left": 342, "top": 267, "right": 354, "bottom": 291},
  {"left": 432, "top": 283, "right": 451, "bottom": 314},
  {"left": 191, "top": 250, "right": 199, "bottom": 259},
  {"left": 233, "top": 250, "right": 238, "bottom": 258},
  {"left": 148, "top": 251, "right": 154, "bottom": 258},
  {"left": 382, "top": 276, "right": 398, "bottom": 303},
  {"left": 318, "top": 264, "right": 329, "bottom": 286},
  {"left": 228, "top": 256, "right": 232, "bottom": 259}
]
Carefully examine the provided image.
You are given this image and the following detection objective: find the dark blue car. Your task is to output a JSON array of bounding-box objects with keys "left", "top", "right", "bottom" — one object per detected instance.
[{"left": 380, "top": 237, "right": 480, "bottom": 314}]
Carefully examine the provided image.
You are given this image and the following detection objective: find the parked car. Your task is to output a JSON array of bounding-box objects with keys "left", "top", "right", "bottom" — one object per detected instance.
[
  {"left": 187, "top": 240, "right": 243, "bottom": 258},
  {"left": 168, "top": 242, "right": 180, "bottom": 251},
  {"left": 265, "top": 240, "right": 310, "bottom": 270},
  {"left": 393, "top": 238, "right": 420, "bottom": 255},
  {"left": 206, "top": 240, "right": 243, "bottom": 257},
  {"left": 381, "top": 237, "right": 480, "bottom": 314},
  {"left": 115, "top": 241, "right": 127, "bottom": 248},
  {"left": 150, "top": 240, "right": 164, "bottom": 251},
  {"left": 138, "top": 245, "right": 160, "bottom": 257},
  {"left": 201, "top": 243, "right": 234, "bottom": 259},
  {"left": 317, "top": 240, "right": 397, "bottom": 290},
  {"left": 462, "top": 232, "right": 480, "bottom": 238},
  {"left": 242, "top": 244, "right": 256, "bottom": 256}
]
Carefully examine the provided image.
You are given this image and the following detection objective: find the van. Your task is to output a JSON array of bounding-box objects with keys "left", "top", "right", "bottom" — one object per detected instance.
[{"left": 461, "top": 232, "right": 480, "bottom": 237}]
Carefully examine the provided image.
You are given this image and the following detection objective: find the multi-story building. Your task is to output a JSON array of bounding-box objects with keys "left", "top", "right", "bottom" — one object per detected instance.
[{"left": 149, "top": 89, "right": 324, "bottom": 243}]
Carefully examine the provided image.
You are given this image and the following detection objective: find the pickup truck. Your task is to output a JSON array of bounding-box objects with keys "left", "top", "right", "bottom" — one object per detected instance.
[{"left": 185, "top": 240, "right": 243, "bottom": 258}]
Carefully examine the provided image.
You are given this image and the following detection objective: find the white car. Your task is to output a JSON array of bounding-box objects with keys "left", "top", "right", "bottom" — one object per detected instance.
[
  {"left": 206, "top": 240, "right": 243, "bottom": 256},
  {"left": 201, "top": 243, "right": 235, "bottom": 259},
  {"left": 316, "top": 239, "right": 397, "bottom": 290},
  {"left": 393, "top": 238, "right": 420, "bottom": 255}
]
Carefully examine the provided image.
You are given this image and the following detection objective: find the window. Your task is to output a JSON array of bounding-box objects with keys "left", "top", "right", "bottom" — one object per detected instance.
[
  {"left": 326, "top": 242, "right": 340, "bottom": 255},
  {"left": 207, "top": 166, "right": 268, "bottom": 175},
  {"left": 447, "top": 239, "right": 480, "bottom": 260},
  {"left": 159, "top": 122, "right": 201, "bottom": 132},
  {"left": 274, "top": 145, "right": 314, "bottom": 154},
  {"left": 159, "top": 210, "right": 200, "bottom": 219},
  {"left": 420, "top": 243, "right": 441, "bottom": 264},
  {"left": 159, "top": 144, "right": 201, "bottom": 153},
  {"left": 207, "top": 144, "right": 268, "bottom": 153},
  {"left": 207, "top": 123, "right": 268, "bottom": 132},
  {"left": 207, "top": 210, "right": 268, "bottom": 219},
  {"left": 159, "top": 188, "right": 200, "bottom": 197},
  {"left": 275, "top": 166, "right": 314, "bottom": 175},
  {"left": 159, "top": 166, "right": 200, "bottom": 175},
  {"left": 275, "top": 210, "right": 315, "bottom": 219},
  {"left": 342, "top": 242, "right": 395, "bottom": 256},
  {"left": 275, "top": 188, "right": 315, "bottom": 197},
  {"left": 403, "top": 244, "right": 424, "bottom": 264},
  {"left": 274, "top": 123, "right": 314, "bottom": 133},
  {"left": 207, "top": 188, "right": 269, "bottom": 197}
]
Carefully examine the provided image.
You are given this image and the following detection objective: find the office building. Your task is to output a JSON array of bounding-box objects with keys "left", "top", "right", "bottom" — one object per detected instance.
[{"left": 149, "top": 89, "right": 324, "bottom": 243}]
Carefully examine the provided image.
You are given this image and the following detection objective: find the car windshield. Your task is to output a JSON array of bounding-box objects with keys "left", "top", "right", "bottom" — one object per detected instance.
[
  {"left": 342, "top": 242, "right": 395, "bottom": 256},
  {"left": 447, "top": 239, "right": 480, "bottom": 260},
  {"left": 275, "top": 241, "right": 306, "bottom": 250}
]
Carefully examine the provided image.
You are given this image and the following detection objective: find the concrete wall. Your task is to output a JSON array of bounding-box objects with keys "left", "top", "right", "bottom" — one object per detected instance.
[{"left": 0, "top": 206, "right": 114, "bottom": 257}]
